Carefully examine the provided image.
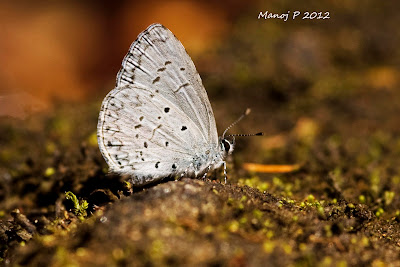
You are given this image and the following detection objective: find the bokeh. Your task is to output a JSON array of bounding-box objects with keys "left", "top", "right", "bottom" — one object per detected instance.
[{"left": 2, "top": 1, "right": 400, "bottom": 265}]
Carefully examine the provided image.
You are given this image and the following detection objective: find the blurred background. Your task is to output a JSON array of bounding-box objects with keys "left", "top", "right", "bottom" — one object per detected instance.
[
  {"left": 3, "top": 1, "right": 400, "bottom": 264},
  {"left": 1, "top": 0, "right": 398, "bottom": 117},
  {"left": 0, "top": 0, "right": 244, "bottom": 115},
  {"left": 1, "top": 0, "right": 400, "bottom": 202}
]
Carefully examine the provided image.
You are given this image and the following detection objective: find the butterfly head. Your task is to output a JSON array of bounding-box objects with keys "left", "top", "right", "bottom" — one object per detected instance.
[{"left": 220, "top": 137, "right": 235, "bottom": 156}]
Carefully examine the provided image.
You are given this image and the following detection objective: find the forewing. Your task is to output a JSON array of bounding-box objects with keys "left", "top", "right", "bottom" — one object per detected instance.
[{"left": 116, "top": 23, "right": 218, "bottom": 144}]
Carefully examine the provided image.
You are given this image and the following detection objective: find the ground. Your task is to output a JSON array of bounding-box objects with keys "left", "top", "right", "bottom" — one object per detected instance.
[
  {"left": 2, "top": 84, "right": 400, "bottom": 266},
  {"left": 1, "top": 2, "right": 400, "bottom": 266}
]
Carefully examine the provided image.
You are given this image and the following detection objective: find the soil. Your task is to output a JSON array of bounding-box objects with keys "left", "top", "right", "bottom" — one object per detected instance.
[{"left": 1, "top": 2, "right": 400, "bottom": 266}]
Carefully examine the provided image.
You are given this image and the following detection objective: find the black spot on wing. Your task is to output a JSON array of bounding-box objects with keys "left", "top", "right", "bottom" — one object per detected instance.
[
  {"left": 152, "top": 77, "right": 160, "bottom": 84},
  {"left": 107, "top": 141, "right": 122, "bottom": 147},
  {"left": 174, "top": 82, "right": 190, "bottom": 93}
]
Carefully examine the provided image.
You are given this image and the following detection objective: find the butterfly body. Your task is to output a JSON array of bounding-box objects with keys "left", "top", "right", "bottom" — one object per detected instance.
[{"left": 97, "top": 24, "right": 234, "bottom": 185}]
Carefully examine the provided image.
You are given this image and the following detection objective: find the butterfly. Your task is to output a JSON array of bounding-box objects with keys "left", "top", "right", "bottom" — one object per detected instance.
[{"left": 97, "top": 23, "right": 254, "bottom": 185}]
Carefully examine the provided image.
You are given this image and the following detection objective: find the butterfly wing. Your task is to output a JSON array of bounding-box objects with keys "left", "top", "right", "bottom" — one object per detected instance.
[
  {"left": 98, "top": 84, "right": 216, "bottom": 184},
  {"left": 98, "top": 24, "right": 221, "bottom": 184},
  {"left": 116, "top": 23, "right": 218, "bottom": 145}
]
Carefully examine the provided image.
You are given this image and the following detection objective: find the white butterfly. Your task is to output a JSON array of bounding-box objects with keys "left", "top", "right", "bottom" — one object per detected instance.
[{"left": 97, "top": 23, "right": 243, "bottom": 185}]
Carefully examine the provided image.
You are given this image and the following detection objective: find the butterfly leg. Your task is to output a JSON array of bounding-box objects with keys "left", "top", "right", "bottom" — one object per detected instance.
[
  {"left": 223, "top": 161, "right": 227, "bottom": 184},
  {"left": 177, "top": 170, "right": 187, "bottom": 181},
  {"left": 202, "top": 165, "right": 211, "bottom": 180}
]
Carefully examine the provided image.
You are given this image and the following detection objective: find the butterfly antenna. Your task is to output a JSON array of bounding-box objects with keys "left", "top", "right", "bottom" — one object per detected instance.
[
  {"left": 227, "top": 132, "right": 264, "bottom": 137},
  {"left": 222, "top": 108, "right": 252, "bottom": 139}
]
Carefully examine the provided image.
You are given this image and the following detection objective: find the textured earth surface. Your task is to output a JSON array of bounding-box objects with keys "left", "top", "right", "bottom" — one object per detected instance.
[
  {"left": 1, "top": 1, "right": 400, "bottom": 266},
  {"left": 2, "top": 82, "right": 400, "bottom": 266}
]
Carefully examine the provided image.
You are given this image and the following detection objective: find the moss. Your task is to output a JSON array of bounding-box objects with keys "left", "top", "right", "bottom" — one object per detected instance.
[
  {"left": 392, "top": 176, "right": 400, "bottom": 185},
  {"left": 55, "top": 247, "right": 78, "bottom": 267},
  {"left": 228, "top": 221, "right": 240, "bottom": 233},
  {"left": 307, "top": 194, "right": 315, "bottom": 203},
  {"left": 112, "top": 247, "right": 125, "bottom": 261},
  {"left": 252, "top": 209, "right": 263, "bottom": 219},
  {"left": 281, "top": 243, "right": 293, "bottom": 255},
  {"left": 383, "top": 191, "right": 395, "bottom": 206},
  {"left": 150, "top": 240, "right": 164, "bottom": 258},
  {"left": 203, "top": 225, "right": 214, "bottom": 234},
  {"left": 320, "top": 256, "right": 333, "bottom": 267},
  {"left": 237, "top": 177, "right": 270, "bottom": 193},
  {"left": 395, "top": 210, "right": 400, "bottom": 220},
  {"left": 44, "top": 167, "right": 55, "bottom": 177},
  {"left": 76, "top": 247, "right": 88, "bottom": 258},
  {"left": 299, "top": 243, "right": 307, "bottom": 252},
  {"left": 239, "top": 217, "right": 247, "bottom": 224},
  {"left": 375, "top": 208, "right": 384, "bottom": 217},
  {"left": 237, "top": 203, "right": 244, "bottom": 210},
  {"left": 317, "top": 206, "right": 326, "bottom": 219},
  {"left": 263, "top": 240, "right": 275, "bottom": 254},
  {"left": 324, "top": 225, "right": 332, "bottom": 238},
  {"left": 347, "top": 203, "right": 355, "bottom": 209},
  {"left": 265, "top": 230, "right": 274, "bottom": 239},
  {"left": 370, "top": 169, "right": 381, "bottom": 196},
  {"left": 65, "top": 191, "right": 89, "bottom": 220},
  {"left": 45, "top": 142, "right": 57, "bottom": 154}
]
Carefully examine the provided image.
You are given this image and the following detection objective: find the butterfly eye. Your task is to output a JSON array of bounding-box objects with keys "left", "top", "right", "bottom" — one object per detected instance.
[{"left": 221, "top": 139, "right": 231, "bottom": 153}]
